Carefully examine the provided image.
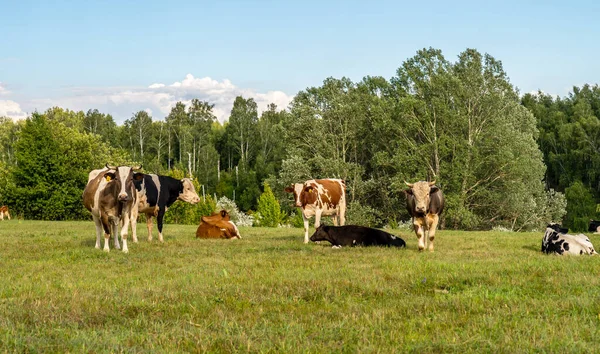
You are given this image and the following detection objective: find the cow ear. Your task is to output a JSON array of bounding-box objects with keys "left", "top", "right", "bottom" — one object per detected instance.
[
  {"left": 304, "top": 186, "right": 314, "bottom": 193},
  {"left": 284, "top": 186, "right": 294, "bottom": 193},
  {"left": 104, "top": 172, "right": 116, "bottom": 182},
  {"left": 133, "top": 172, "right": 144, "bottom": 181},
  {"left": 404, "top": 189, "right": 413, "bottom": 196},
  {"left": 430, "top": 186, "right": 439, "bottom": 194}
]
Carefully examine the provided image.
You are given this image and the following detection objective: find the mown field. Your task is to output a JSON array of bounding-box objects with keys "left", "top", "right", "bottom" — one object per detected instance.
[{"left": 0, "top": 220, "right": 599, "bottom": 353}]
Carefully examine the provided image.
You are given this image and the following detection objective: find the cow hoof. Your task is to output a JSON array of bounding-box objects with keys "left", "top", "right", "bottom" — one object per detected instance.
[
  {"left": 95, "top": 245, "right": 101, "bottom": 249},
  {"left": 103, "top": 248, "right": 110, "bottom": 253},
  {"left": 418, "top": 247, "right": 425, "bottom": 252},
  {"left": 122, "top": 248, "right": 129, "bottom": 254}
]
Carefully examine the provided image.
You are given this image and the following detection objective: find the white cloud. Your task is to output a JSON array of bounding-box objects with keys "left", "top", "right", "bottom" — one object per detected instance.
[
  {"left": 20, "top": 74, "right": 294, "bottom": 124},
  {"left": 0, "top": 82, "right": 10, "bottom": 96},
  {"left": 0, "top": 100, "right": 27, "bottom": 120}
]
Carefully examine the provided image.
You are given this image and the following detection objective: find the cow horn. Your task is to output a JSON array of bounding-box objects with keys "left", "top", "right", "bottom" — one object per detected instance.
[
  {"left": 429, "top": 180, "right": 436, "bottom": 186},
  {"left": 404, "top": 181, "right": 414, "bottom": 188},
  {"left": 105, "top": 163, "right": 116, "bottom": 170},
  {"left": 134, "top": 165, "right": 142, "bottom": 170}
]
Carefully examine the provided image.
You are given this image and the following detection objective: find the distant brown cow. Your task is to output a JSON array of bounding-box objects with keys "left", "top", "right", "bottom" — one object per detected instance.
[
  {"left": 196, "top": 210, "right": 241, "bottom": 239},
  {"left": 404, "top": 180, "right": 444, "bottom": 251},
  {"left": 0, "top": 206, "right": 10, "bottom": 220},
  {"left": 285, "top": 179, "right": 346, "bottom": 244}
]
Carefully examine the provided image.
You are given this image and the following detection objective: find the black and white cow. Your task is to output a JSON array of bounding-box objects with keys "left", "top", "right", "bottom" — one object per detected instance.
[
  {"left": 542, "top": 224, "right": 597, "bottom": 256},
  {"left": 309, "top": 225, "right": 406, "bottom": 248},
  {"left": 132, "top": 174, "right": 200, "bottom": 242}
]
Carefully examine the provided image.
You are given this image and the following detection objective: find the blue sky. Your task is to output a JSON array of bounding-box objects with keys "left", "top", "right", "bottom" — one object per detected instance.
[{"left": 1, "top": 0, "right": 599, "bottom": 122}]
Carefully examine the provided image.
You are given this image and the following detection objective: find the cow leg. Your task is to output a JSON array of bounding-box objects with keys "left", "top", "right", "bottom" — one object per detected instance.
[
  {"left": 120, "top": 213, "right": 130, "bottom": 253},
  {"left": 413, "top": 218, "right": 426, "bottom": 251},
  {"left": 314, "top": 209, "right": 323, "bottom": 228},
  {"left": 303, "top": 213, "right": 310, "bottom": 244},
  {"left": 339, "top": 204, "right": 346, "bottom": 226},
  {"left": 146, "top": 214, "right": 153, "bottom": 242},
  {"left": 112, "top": 219, "right": 120, "bottom": 250},
  {"left": 6, "top": 211, "right": 10, "bottom": 220},
  {"left": 157, "top": 208, "right": 165, "bottom": 243},
  {"left": 93, "top": 215, "right": 103, "bottom": 249},
  {"left": 0, "top": 211, "right": 3, "bottom": 220},
  {"left": 100, "top": 215, "right": 111, "bottom": 252},
  {"left": 427, "top": 214, "right": 439, "bottom": 252},
  {"left": 332, "top": 215, "right": 338, "bottom": 226},
  {"left": 131, "top": 203, "right": 139, "bottom": 243}
]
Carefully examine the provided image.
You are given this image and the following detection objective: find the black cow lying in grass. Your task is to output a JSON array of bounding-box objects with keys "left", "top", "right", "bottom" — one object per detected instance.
[
  {"left": 309, "top": 225, "right": 406, "bottom": 248},
  {"left": 542, "top": 224, "right": 597, "bottom": 256},
  {"left": 589, "top": 220, "right": 600, "bottom": 234}
]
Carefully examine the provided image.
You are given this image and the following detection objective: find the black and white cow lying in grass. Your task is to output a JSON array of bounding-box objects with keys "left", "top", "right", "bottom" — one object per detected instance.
[
  {"left": 309, "top": 225, "right": 406, "bottom": 248},
  {"left": 542, "top": 224, "right": 597, "bottom": 256}
]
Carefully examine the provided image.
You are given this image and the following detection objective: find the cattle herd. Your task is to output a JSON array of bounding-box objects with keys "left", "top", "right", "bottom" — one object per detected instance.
[{"left": 2, "top": 164, "right": 599, "bottom": 257}]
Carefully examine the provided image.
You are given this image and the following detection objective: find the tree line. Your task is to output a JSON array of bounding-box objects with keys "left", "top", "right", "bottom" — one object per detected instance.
[{"left": 0, "top": 47, "right": 598, "bottom": 230}]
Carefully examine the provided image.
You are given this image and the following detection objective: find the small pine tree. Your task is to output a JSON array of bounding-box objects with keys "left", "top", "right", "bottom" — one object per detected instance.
[{"left": 256, "top": 183, "right": 284, "bottom": 227}]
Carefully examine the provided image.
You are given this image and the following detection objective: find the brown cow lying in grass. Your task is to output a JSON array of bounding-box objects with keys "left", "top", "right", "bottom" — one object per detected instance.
[{"left": 196, "top": 210, "right": 242, "bottom": 239}]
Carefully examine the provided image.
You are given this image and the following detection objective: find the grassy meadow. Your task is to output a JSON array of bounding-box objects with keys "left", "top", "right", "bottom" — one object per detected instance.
[{"left": 0, "top": 220, "right": 599, "bottom": 353}]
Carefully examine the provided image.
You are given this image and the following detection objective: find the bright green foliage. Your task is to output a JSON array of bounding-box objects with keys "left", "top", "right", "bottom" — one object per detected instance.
[
  {"left": 256, "top": 183, "right": 285, "bottom": 227},
  {"left": 564, "top": 181, "right": 597, "bottom": 231},
  {"left": 346, "top": 201, "right": 378, "bottom": 227},
  {"left": 5, "top": 113, "right": 126, "bottom": 220}
]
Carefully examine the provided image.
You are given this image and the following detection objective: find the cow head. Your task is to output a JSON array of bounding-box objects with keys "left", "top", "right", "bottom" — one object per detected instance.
[
  {"left": 105, "top": 164, "right": 144, "bottom": 202},
  {"left": 178, "top": 178, "right": 201, "bottom": 204},
  {"left": 547, "top": 223, "right": 568, "bottom": 234},
  {"left": 309, "top": 224, "right": 329, "bottom": 243},
  {"left": 405, "top": 180, "right": 439, "bottom": 216},
  {"left": 285, "top": 183, "right": 305, "bottom": 207}
]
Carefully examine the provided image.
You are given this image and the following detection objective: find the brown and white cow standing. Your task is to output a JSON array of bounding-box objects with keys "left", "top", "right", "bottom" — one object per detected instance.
[
  {"left": 285, "top": 179, "right": 346, "bottom": 244},
  {"left": 82, "top": 165, "right": 143, "bottom": 253},
  {"left": 0, "top": 205, "right": 10, "bottom": 220},
  {"left": 83, "top": 167, "right": 117, "bottom": 249},
  {"left": 404, "top": 180, "right": 444, "bottom": 251},
  {"left": 196, "top": 210, "right": 241, "bottom": 239}
]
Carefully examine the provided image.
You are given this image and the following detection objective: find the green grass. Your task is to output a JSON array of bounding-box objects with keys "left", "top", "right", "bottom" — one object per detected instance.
[{"left": 1, "top": 220, "right": 600, "bottom": 353}]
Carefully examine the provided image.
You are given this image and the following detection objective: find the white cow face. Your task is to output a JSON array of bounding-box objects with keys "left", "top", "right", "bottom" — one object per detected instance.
[
  {"left": 178, "top": 178, "right": 201, "bottom": 204},
  {"left": 406, "top": 180, "right": 438, "bottom": 215},
  {"left": 284, "top": 183, "right": 304, "bottom": 207}
]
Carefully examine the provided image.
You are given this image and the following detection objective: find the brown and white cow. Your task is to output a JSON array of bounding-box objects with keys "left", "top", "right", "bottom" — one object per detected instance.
[
  {"left": 196, "top": 210, "right": 241, "bottom": 239},
  {"left": 285, "top": 179, "right": 346, "bottom": 243},
  {"left": 83, "top": 167, "right": 117, "bottom": 249},
  {"left": 82, "top": 165, "right": 143, "bottom": 252},
  {"left": 0, "top": 205, "right": 10, "bottom": 220},
  {"left": 404, "top": 180, "right": 444, "bottom": 251}
]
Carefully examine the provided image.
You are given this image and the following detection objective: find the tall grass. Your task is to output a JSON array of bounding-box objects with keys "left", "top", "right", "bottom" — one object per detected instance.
[{"left": 0, "top": 220, "right": 599, "bottom": 352}]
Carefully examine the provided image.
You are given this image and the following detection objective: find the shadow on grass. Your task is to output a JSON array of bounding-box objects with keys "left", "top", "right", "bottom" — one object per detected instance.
[
  {"left": 522, "top": 244, "right": 540, "bottom": 253},
  {"left": 80, "top": 238, "right": 97, "bottom": 247}
]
